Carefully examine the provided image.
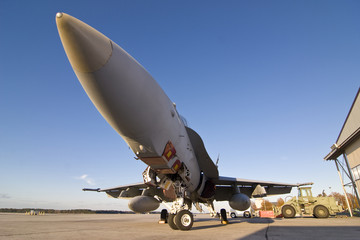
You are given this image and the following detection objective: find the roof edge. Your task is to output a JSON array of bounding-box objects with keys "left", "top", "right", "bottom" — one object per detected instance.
[
  {"left": 335, "top": 87, "right": 360, "bottom": 145},
  {"left": 324, "top": 126, "right": 360, "bottom": 160}
]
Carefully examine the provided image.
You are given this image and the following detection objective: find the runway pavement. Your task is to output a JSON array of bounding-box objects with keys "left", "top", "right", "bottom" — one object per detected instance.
[{"left": 0, "top": 213, "right": 359, "bottom": 240}]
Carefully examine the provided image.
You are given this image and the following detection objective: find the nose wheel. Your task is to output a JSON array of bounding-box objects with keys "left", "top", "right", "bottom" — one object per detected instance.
[
  {"left": 175, "top": 210, "right": 194, "bottom": 230},
  {"left": 167, "top": 210, "right": 194, "bottom": 231},
  {"left": 168, "top": 214, "right": 179, "bottom": 230}
]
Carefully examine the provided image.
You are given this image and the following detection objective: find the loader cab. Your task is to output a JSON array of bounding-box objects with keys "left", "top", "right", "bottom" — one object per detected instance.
[{"left": 298, "top": 187, "right": 315, "bottom": 203}]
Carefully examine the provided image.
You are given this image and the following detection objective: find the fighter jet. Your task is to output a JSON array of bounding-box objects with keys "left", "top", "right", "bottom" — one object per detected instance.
[{"left": 56, "top": 13, "right": 296, "bottom": 230}]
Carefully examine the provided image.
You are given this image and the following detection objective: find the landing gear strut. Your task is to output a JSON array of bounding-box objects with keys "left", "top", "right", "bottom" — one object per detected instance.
[{"left": 166, "top": 181, "right": 195, "bottom": 231}]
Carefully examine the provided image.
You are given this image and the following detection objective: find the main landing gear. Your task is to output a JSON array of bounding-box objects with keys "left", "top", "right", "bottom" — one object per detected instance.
[
  {"left": 158, "top": 209, "right": 168, "bottom": 224},
  {"left": 220, "top": 208, "right": 229, "bottom": 224}
]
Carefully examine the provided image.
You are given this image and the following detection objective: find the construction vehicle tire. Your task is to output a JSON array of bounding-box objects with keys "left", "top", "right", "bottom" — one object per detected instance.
[
  {"left": 313, "top": 205, "right": 329, "bottom": 218},
  {"left": 282, "top": 205, "right": 296, "bottom": 218}
]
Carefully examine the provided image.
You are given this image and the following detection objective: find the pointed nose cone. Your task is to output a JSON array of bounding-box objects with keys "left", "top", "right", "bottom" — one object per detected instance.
[{"left": 56, "top": 12, "right": 112, "bottom": 73}]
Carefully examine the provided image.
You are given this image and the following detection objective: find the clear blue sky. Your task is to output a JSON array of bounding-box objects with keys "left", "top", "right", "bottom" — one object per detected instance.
[{"left": 0, "top": 0, "right": 359, "bottom": 210}]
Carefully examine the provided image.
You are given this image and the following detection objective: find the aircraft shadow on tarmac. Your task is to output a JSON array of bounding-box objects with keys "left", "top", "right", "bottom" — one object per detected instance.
[
  {"left": 191, "top": 217, "right": 275, "bottom": 231},
  {"left": 192, "top": 224, "right": 229, "bottom": 231},
  {"left": 192, "top": 218, "right": 360, "bottom": 239},
  {"left": 239, "top": 226, "right": 360, "bottom": 240},
  {"left": 194, "top": 216, "right": 275, "bottom": 223},
  {"left": 230, "top": 218, "right": 275, "bottom": 224}
]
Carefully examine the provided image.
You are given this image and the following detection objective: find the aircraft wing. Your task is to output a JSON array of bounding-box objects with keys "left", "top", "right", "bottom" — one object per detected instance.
[
  {"left": 83, "top": 182, "right": 149, "bottom": 198},
  {"left": 83, "top": 182, "right": 175, "bottom": 201},
  {"left": 213, "top": 176, "right": 297, "bottom": 187},
  {"left": 212, "top": 176, "right": 297, "bottom": 201},
  {"left": 185, "top": 126, "right": 296, "bottom": 200},
  {"left": 83, "top": 176, "right": 296, "bottom": 204}
]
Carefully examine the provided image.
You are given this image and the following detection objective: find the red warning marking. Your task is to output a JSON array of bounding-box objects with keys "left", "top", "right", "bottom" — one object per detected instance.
[
  {"left": 171, "top": 160, "right": 182, "bottom": 172},
  {"left": 163, "top": 141, "right": 176, "bottom": 161}
]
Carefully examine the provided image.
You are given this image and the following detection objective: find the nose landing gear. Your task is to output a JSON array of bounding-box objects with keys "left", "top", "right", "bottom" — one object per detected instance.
[
  {"left": 175, "top": 210, "right": 194, "bottom": 230},
  {"left": 166, "top": 210, "right": 194, "bottom": 231}
]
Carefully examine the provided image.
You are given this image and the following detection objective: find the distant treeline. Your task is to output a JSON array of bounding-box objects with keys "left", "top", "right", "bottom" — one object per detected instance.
[{"left": 0, "top": 208, "right": 140, "bottom": 214}]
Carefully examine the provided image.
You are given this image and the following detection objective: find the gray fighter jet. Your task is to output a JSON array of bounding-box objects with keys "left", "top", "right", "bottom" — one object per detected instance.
[{"left": 56, "top": 13, "right": 295, "bottom": 230}]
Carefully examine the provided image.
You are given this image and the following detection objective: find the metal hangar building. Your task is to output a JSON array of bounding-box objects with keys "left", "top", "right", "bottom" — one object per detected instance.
[{"left": 324, "top": 88, "right": 360, "bottom": 214}]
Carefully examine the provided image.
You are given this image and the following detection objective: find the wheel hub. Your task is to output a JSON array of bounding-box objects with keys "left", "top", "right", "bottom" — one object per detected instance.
[{"left": 181, "top": 214, "right": 191, "bottom": 227}]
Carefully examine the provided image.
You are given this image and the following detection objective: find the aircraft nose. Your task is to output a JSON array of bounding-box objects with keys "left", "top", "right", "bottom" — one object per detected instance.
[{"left": 56, "top": 12, "right": 112, "bottom": 73}]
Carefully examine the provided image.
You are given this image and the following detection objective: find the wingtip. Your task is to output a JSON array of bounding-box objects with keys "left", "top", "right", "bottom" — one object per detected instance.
[{"left": 83, "top": 188, "right": 101, "bottom": 192}]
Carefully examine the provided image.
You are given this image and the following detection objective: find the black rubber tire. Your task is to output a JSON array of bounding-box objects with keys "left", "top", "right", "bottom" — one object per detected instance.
[
  {"left": 174, "top": 210, "right": 194, "bottom": 231},
  {"left": 282, "top": 205, "right": 296, "bottom": 218},
  {"left": 243, "top": 211, "right": 251, "bottom": 218},
  {"left": 168, "top": 214, "right": 179, "bottom": 230},
  {"left": 160, "top": 209, "right": 168, "bottom": 223},
  {"left": 230, "top": 212, "right": 236, "bottom": 218},
  {"left": 220, "top": 208, "right": 228, "bottom": 221},
  {"left": 313, "top": 205, "right": 329, "bottom": 218}
]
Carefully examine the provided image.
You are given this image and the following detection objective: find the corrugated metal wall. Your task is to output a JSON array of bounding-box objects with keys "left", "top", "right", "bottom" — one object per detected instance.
[{"left": 345, "top": 138, "right": 360, "bottom": 195}]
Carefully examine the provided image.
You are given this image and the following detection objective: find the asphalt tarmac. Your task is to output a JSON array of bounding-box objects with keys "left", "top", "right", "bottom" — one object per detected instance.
[{"left": 0, "top": 213, "right": 359, "bottom": 240}]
